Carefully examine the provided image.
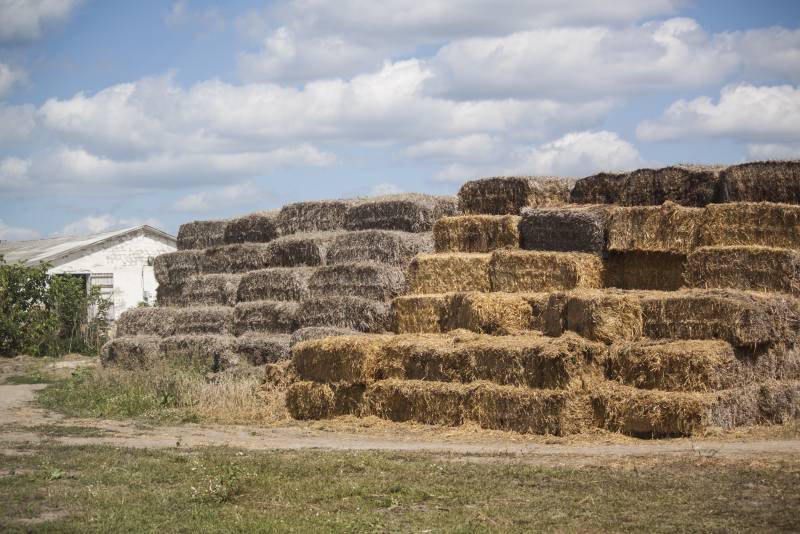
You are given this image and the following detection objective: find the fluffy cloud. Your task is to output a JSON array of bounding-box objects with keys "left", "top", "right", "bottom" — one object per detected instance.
[
  {"left": 0, "top": 63, "right": 26, "bottom": 99},
  {"left": 746, "top": 143, "right": 800, "bottom": 160},
  {"left": 0, "top": 0, "right": 81, "bottom": 42},
  {"left": 0, "top": 104, "right": 37, "bottom": 143},
  {"left": 405, "top": 134, "right": 499, "bottom": 162},
  {"left": 60, "top": 214, "right": 162, "bottom": 235},
  {"left": 637, "top": 84, "right": 800, "bottom": 143},
  {"left": 173, "top": 182, "right": 267, "bottom": 212},
  {"left": 0, "top": 219, "right": 39, "bottom": 241}
]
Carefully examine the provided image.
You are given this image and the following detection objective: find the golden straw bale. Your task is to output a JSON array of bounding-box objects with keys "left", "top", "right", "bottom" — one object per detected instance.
[
  {"left": 698, "top": 203, "right": 800, "bottom": 249},
  {"left": 489, "top": 249, "right": 603, "bottom": 292},
  {"left": 562, "top": 290, "right": 643, "bottom": 344},
  {"left": 391, "top": 294, "right": 454, "bottom": 334},
  {"left": 100, "top": 336, "right": 162, "bottom": 368},
  {"left": 286, "top": 381, "right": 365, "bottom": 419},
  {"left": 407, "top": 253, "right": 492, "bottom": 294},
  {"left": 433, "top": 215, "right": 521, "bottom": 253},
  {"left": 607, "top": 203, "right": 702, "bottom": 254},
  {"left": 685, "top": 246, "right": 800, "bottom": 294},
  {"left": 292, "top": 334, "right": 395, "bottom": 384},
  {"left": 446, "top": 291, "right": 545, "bottom": 335}
]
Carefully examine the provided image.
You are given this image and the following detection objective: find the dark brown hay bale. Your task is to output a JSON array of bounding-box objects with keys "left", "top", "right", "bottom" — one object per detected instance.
[
  {"left": 607, "top": 203, "right": 702, "bottom": 254},
  {"left": 407, "top": 253, "right": 492, "bottom": 294},
  {"left": 223, "top": 211, "right": 279, "bottom": 244},
  {"left": 698, "top": 203, "right": 800, "bottom": 249},
  {"left": 263, "top": 231, "right": 342, "bottom": 267},
  {"left": 100, "top": 336, "right": 161, "bottom": 368},
  {"left": 623, "top": 165, "right": 724, "bottom": 207},
  {"left": 179, "top": 274, "right": 241, "bottom": 306},
  {"left": 233, "top": 300, "right": 299, "bottom": 335},
  {"left": 172, "top": 306, "right": 234, "bottom": 335},
  {"left": 233, "top": 334, "right": 291, "bottom": 365},
  {"left": 286, "top": 381, "right": 366, "bottom": 419},
  {"left": 237, "top": 267, "right": 314, "bottom": 302},
  {"left": 391, "top": 294, "right": 453, "bottom": 334},
  {"left": 116, "top": 307, "right": 176, "bottom": 337},
  {"left": 489, "top": 250, "right": 603, "bottom": 292},
  {"left": 177, "top": 219, "right": 228, "bottom": 250},
  {"left": 344, "top": 194, "right": 459, "bottom": 233},
  {"left": 570, "top": 172, "right": 627, "bottom": 205},
  {"left": 156, "top": 284, "right": 183, "bottom": 307},
  {"left": 685, "top": 246, "right": 800, "bottom": 295},
  {"left": 639, "top": 289, "right": 800, "bottom": 347},
  {"left": 519, "top": 205, "right": 608, "bottom": 255},
  {"left": 716, "top": 161, "right": 800, "bottom": 204},
  {"left": 433, "top": 215, "right": 520, "bottom": 253},
  {"left": 364, "top": 379, "right": 471, "bottom": 426},
  {"left": 327, "top": 230, "right": 433, "bottom": 266},
  {"left": 603, "top": 252, "right": 686, "bottom": 291},
  {"left": 561, "top": 290, "right": 643, "bottom": 344},
  {"left": 446, "top": 291, "right": 547, "bottom": 335},
  {"left": 459, "top": 176, "right": 572, "bottom": 215},
  {"left": 308, "top": 262, "right": 406, "bottom": 302},
  {"left": 289, "top": 326, "right": 361, "bottom": 347},
  {"left": 276, "top": 199, "right": 355, "bottom": 235},
  {"left": 154, "top": 250, "right": 202, "bottom": 286},
  {"left": 296, "top": 296, "right": 391, "bottom": 333},
  {"left": 160, "top": 334, "right": 235, "bottom": 370}
]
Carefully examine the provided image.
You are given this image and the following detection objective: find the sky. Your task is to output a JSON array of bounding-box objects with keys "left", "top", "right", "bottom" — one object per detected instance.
[{"left": 0, "top": 0, "right": 798, "bottom": 239}]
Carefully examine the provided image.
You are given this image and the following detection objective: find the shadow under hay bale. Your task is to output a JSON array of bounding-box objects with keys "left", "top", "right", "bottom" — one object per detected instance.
[
  {"left": 156, "top": 284, "right": 183, "bottom": 307},
  {"left": 408, "top": 253, "right": 492, "bottom": 294},
  {"left": 308, "top": 262, "right": 406, "bottom": 302},
  {"left": 603, "top": 251, "right": 686, "bottom": 291},
  {"left": 289, "top": 326, "right": 361, "bottom": 347},
  {"left": 344, "top": 194, "right": 459, "bottom": 233},
  {"left": 391, "top": 294, "right": 453, "bottom": 334},
  {"left": 116, "top": 307, "right": 177, "bottom": 337},
  {"left": 237, "top": 267, "right": 314, "bottom": 302},
  {"left": 716, "top": 161, "right": 800, "bottom": 204},
  {"left": 698, "top": 203, "right": 800, "bottom": 249},
  {"left": 489, "top": 250, "right": 603, "bottom": 293},
  {"left": 233, "top": 334, "right": 291, "bottom": 365},
  {"left": 623, "top": 165, "right": 724, "bottom": 207},
  {"left": 519, "top": 206, "right": 608, "bottom": 255},
  {"left": 234, "top": 300, "right": 299, "bottom": 335},
  {"left": 276, "top": 199, "right": 355, "bottom": 235},
  {"left": 685, "top": 246, "right": 800, "bottom": 295},
  {"left": 297, "top": 295, "right": 391, "bottom": 333},
  {"left": 100, "top": 336, "right": 162, "bottom": 368},
  {"left": 327, "top": 230, "right": 433, "bottom": 266},
  {"left": 286, "top": 381, "right": 366, "bottom": 419},
  {"left": 570, "top": 172, "right": 628, "bottom": 205},
  {"left": 223, "top": 211, "right": 279, "bottom": 245},
  {"left": 177, "top": 219, "right": 229, "bottom": 250},
  {"left": 154, "top": 250, "right": 202, "bottom": 287},
  {"left": 180, "top": 274, "right": 242, "bottom": 306},
  {"left": 434, "top": 215, "right": 521, "bottom": 253},
  {"left": 607, "top": 203, "right": 702, "bottom": 254},
  {"left": 264, "top": 231, "right": 342, "bottom": 267},
  {"left": 458, "top": 176, "right": 572, "bottom": 215},
  {"left": 172, "top": 306, "right": 234, "bottom": 335}
]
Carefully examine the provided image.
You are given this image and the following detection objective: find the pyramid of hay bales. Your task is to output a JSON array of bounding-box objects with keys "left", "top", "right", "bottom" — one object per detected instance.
[
  {"left": 287, "top": 161, "right": 800, "bottom": 437},
  {"left": 102, "top": 194, "right": 457, "bottom": 370}
]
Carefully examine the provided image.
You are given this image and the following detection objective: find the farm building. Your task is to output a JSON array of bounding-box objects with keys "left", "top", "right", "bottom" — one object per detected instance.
[{"left": 0, "top": 225, "right": 176, "bottom": 320}]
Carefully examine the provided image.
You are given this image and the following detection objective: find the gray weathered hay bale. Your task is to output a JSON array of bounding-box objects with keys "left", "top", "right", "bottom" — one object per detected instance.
[
  {"left": 639, "top": 289, "right": 800, "bottom": 347},
  {"left": 570, "top": 172, "right": 628, "bottom": 205},
  {"left": 308, "top": 262, "right": 406, "bottom": 302},
  {"left": 624, "top": 165, "right": 724, "bottom": 207},
  {"left": 296, "top": 296, "right": 391, "bottom": 333},
  {"left": 237, "top": 267, "right": 314, "bottom": 302},
  {"left": 489, "top": 250, "right": 603, "bottom": 292},
  {"left": 276, "top": 199, "right": 355, "bottom": 235},
  {"left": 156, "top": 284, "right": 183, "bottom": 307},
  {"left": 116, "top": 307, "right": 176, "bottom": 337},
  {"left": 344, "top": 194, "right": 459, "bottom": 233},
  {"left": 459, "top": 176, "right": 572, "bottom": 215},
  {"left": 177, "top": 219, "right": 228, "bottom": 250},
  {"left": 716, "top": 161, "right": 800, "bottom": 203},
  {"left": 100, "top": 336, "right": 161, "bottom": 368},
  {"left": 391, "top": 294, "right": 454, "bottom": 334},
  {"left": 327, "top": 230, "right": 433, "bottom": 266},
  {"left": 685, "top": 246, "right": 800, "bottom": 295},
  {"left": 223, "top": 211, "right": 279, "bottom": 244},
  {"left": 446, "top": 292, "right": 548, "bottom": 335},
  {"left": 172, "top": 306, "right": 234, "bottom": 335},
  {"left": 199, "top": 243, "right": 275, "bottom": 274},
  {"left": 561, "top": 290, "right": 643, "bottom": 344},
  {"left": 519, "top": 205, "right": 608, "bottom": 255},
  {"left": 698, "top": 203, "right": 800, "bottom": 249},
  {"left": 289, "top": 326, "right": 361, "bottom": 347},
  {"left": 179, "top": 274, "right": 241, "bottom": 306},
  {"left": 154, "top": 250, "right": 202, "bottom": 286},
  {"left": 264, "top": 231, "right": 342, "bottom": 267},
  {"left": 607, "top": 203, "right": 702, "bottom": 254},
  {"left": 407, "top": 253, "right": 492, "bottom": 294},
  {"left": 603, "top": 252, "right": 686, "bottom": 291},
  {"left": 160, "top": 334, "right": 236, "bottom": 370},
  {"left": 233, "top": 333, "right": 291, "bottom": 365},
  {"left": 434, "top": 215, "right": 521, "bottom": 253},
  {"left": 233, "top": 300, "right": 299, "bottom": 335}
]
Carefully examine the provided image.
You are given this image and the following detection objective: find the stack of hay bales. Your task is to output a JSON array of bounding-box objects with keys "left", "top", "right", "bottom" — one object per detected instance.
[{"left": 102, "top": 194, "right": 456, "bottom": 371}]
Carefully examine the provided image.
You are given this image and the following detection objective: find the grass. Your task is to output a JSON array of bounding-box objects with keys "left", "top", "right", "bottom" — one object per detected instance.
[
  {"left": 0, "top": 442, "right": 798, "bottom": 533},
  {"left": 3, "top": 372, "right": 53, "bottom": 385}
]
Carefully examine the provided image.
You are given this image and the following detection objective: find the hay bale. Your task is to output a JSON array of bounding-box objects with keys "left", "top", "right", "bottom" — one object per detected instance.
[
  {"left": 446, "top": 291, "right": 546, "bottom": 335},
  {"left": 116, "top": 307, "right": 176, "bottom": 337},
  {"left": 156, "top": 284, "right": 183, "bottom": 307},
  {"left": 179, "top": 274, "right": 241, "bottom": 306},
  {"left": 289, "top": 326, "right": 361, "bottom": 347},
  {"left": 685, "top": 246, "right": 800, "bottom": 295},
  {"left": 327, "top": 230, "right": 433, "bottom": 266},
  {"left": 603, "top": 252, "right": 686, "bottom": 291},
  {"left": 623, "top": 165, "right": 724, "bottom": 207},
  {"left": 698, "top": 203, "right": 800, "bottom": 249},
  {"left": 154, "top": 250, "right": 202, "bottom": 286},
  {"left": 519, "top": 206, "right": 608, "bottom": 255},
  {"left": 223, "top": 211, "right": 279, "bottom": 244},
  {"left": 308, "top": 262, "right": 406, "bottom": 302},
  {"left": 292, "top": 334, "right": 395, "bottom": 383},
  {"left": 459, "top": 176, "right": 572, "bottom": 215},
  {"left": 561, "top": 290, "right": 643, "bottom": 344},
  {"left": 237, "top": 267, "right": 314, "bottom": 302},
  {"left": 286, "top": 381, "right": 365, "bottom": 419},
  {"left": 607, "top": 203, "right": 702, "bottom": 254},
  {"left": 391, "top": 294, "right": 453, "bottom": 334},
  {"left": 717, "top": 161, "right": 800, "bottom": 203},
  {"left": 296, "top": 296, "right": 391, "bottom": 333},
  {"left": 276, "top": 199, "right": 354, "bottom": 235},
  {"left": 344, "top": 194, "right": 458, "bottom": 233},
  {"left": 264, "top": 231, "right": 341, "bottom": 267},
  {"left": 100, "top": 336, "right": 161, "bottom": 368},
  {"left": 172, "top": 306, "right": 234, "bottom": 335},
  {"left": 433, "top": 215, "right": 520, "bottom": 253},
  {"left": 233, "top": 334, "right": 291, "bottom": 365},
  {"left": 160, "top": 334, "right": 235, "bottom": 370},
  {"left": 489, "top": 250, "right": 603, "bottom": 292},
  {"left": 570, "top": 172, "right": 628, "bottom": 205},
  {"left": 233, "top": 300, "right": 299, "bottom": 335},
  {"left": 407, "top": 253, "right": 492, "bottom": 294},
  {"left": 639, "top": 289, "right": 800, "bottom": 346},
  {"left": 177, "top": 219, "right": 228, "bottom": 250},
  {"left": 199, "top": 243, "right": 275, "bottom": 274},
  {"left": 364, "top": 379, "right": 471, "bottom": 426}
]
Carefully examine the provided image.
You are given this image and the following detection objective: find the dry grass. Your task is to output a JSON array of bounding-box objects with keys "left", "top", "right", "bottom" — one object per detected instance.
[
  {"left": 607, "top": 203, "right": 702, "bottom": 254},
  {"left": 685, "top": 245, "right": 800, "bottom": 294},
  {"left": 327, "top": 230, "right": 433, "bottom": 265},
  {"left": 407, "top": 253, "right": 492, "bottom": 294},
  {"left": 519, "top": 205, "right": 608, "bottom": 255},
  {"left": 489, "top": 249, "right": 603, "bottom": 292},
  {"left": 458, "top": 176, "right": 572, "bottom": 215},
  {"left": 433, "top": 215, "right": 521, "bottom": 253}
]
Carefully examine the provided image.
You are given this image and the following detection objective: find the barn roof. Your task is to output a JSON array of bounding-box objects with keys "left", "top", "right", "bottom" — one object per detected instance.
[{"left": 0, "top": 225, "right": 176, "bottom": 267}]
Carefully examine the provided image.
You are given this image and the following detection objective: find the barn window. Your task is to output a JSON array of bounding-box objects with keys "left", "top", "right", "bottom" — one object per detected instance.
[{"left": 89, "top": 273, "right": 115, "bottom": 319}]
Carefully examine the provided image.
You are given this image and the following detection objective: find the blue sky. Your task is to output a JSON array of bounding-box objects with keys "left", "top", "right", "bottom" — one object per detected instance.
[{"left": 0, "top": 0, "right": 798, "bottom": 239}]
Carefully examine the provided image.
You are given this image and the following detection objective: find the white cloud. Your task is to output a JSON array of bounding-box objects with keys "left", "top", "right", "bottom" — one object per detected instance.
[
  {"left": 0, "top": 157, "right": 32, "bottom": 190},
  {"left": 405, "top": 134, "right": 499, "bottom": 162},
  {"left": 0, "top": 63, "right": 27, "bottom": 99},
  {"left": 173, "top": 181, "right": 266, "bottom": 211},
  {"left": 60, "top": 214, "right": 162, "bottom": 235},
  {"left": 0, "top": 220, "right": 40, "bottom": 241},
  {"left": 0, "top": 104, "right": 37, "bottom": 143},
  {"left": 746, "top": 142, "right": 800, "bottom": 160},
  {"left": 637, "top": 84, "right": 800, "bottom": 143},
  {"left": 0, "top": 0, "right": 81, "bottom": 42}
]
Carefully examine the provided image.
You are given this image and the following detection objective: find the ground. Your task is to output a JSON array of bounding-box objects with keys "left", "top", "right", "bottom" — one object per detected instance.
[{"left": 0, "top": 355, "right": 798, "bottom": 532}]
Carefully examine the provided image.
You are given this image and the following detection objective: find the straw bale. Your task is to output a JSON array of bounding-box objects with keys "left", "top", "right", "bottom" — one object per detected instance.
[
  {"left": 172, "top": 306, "right": 234, "bottom": 335},
  {"left": 199, "top": 243, "right": 275, "bottom": 274},
  {"left": 179, "top": 274, "right": 241, "bottom": 306},
  {"left": 156, "top": 284, "right": 183, "bottom": 307},
  {"left": 264, "top": 360, "right": 296, "bottom": 389},
  {"left": 408, "top": 253, "right": 492, "bottom": 294},
  {"left": 433, "top": 215, "right": 521, "bottom": 253},
  {"left": 154, "top": 250, "right": 202, "bottom": 286},
  {"left": 289, "top": 326, "right": 361, "bottom": 347},
  {"left": 698, "top": 203, "right": 800, "bottom": 249},
  {"left": 116, "top": 307, "right": 176, "bottom": 337},
  {"left": 364, "top": 379, "right": 471, "bottom": 426},
  {"left": 446, "top": 291, "right": 546, "bottom": 335},
  {"left": 344, "top": 194, "right": 459, "bottom": 233},
  {"left": 391, "top": 294, "right": 453, "bottom": 334},
  {"left": 607, "top": 203, "right": 702, "bottom": 254},
  {"left": 639, "top": 289, "right": 800, "bottom": 346},
  {"left": 233, "top": 300, "right": 299, "bottom": 335},
  {"left": 100, "top": 336, "right": 161, "bottom": 368},
  {"left": 296, "top": 296, "right": 391, "bottom": 333},
  {"left": 603, "top": 252, "right": 686, "bottom": 291},
  {"left": 308, "top": 262, "right": 406, "bottom": 302},
  {"left": 160, "top": 334, "right": 235, "bottom": 370},
  {"left": 327, "top": 230, "right": 433, "bottom": 266},
  {"left": 570, "top": 172, "right": 628, "bottom": 205},
  {"left": 177, "top": 219, "right": 228, "bottom": 250},
  {"left": 276, "top": 199, "right": 354, "bottom": 235},
  {"left": 286, "top": 381, "right": 365, "bottom": 419},
  {"left": 623, "top": 165, "right": 724, "bottom": 207},
  {"left": 292, "top": 334, "right": 395, "bottom": 383},
  {"left": 263, "top": 231, "right": 341, "bottom": 267},
  {"left": 685, "top": 246, "right": 800, "bottom": 294},
  {"left": 232, "top": 334, "right": 291, "bottom": 365},
  {"left": 223, "top": 211, "right": 279, "bottom": 244},
  {"left": 562, "top": 290, "right": 643, "bottom": 344},
  {"left": 519, "top": 205, "right": 608, "bottom": 255},
  {"left": 237, "top": 267, "right": 314, "bottom": 302},
  {"left": 489, "top": 250, "right": 603, "bottom": 292},
  {"left": 716, "top": 161, "right": 800, "bottom": 204},
  {"left": 459, "top": 176, "right": 572, "bottom": 215}
]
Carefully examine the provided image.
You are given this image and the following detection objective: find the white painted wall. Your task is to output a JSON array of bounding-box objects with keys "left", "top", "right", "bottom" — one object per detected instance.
[{"left": 48, "top": 231, "right": 176, "bottom": 320}]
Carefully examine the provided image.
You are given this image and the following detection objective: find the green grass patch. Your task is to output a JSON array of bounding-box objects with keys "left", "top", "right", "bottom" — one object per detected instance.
[{"left": 2, "top": 372, "right": 53, "bottom": 385}]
